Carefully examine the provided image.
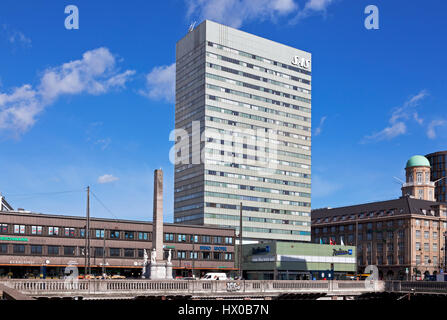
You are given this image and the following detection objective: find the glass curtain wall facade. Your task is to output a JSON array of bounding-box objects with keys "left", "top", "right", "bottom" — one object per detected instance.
[
  {"left": 174, "top": 20, "right": 312, "bottom": 242},
  {"left": 426, "top": 151, "right": 447, "bottom": 202}
]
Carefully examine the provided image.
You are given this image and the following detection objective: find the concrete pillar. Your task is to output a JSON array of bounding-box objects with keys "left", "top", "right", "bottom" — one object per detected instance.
[{"left": 153, "top": 169, "right": 164, "bottom": 261}]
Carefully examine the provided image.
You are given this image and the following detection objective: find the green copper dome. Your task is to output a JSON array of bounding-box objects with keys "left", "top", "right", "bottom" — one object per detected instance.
[{"left": 406, "top": 155, "right": 430, "bottom": 168}]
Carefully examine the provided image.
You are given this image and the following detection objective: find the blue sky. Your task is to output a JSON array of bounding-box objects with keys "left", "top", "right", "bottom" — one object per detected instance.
[{"left": 0, "top": 0, "right": 446, "bottom": 222}]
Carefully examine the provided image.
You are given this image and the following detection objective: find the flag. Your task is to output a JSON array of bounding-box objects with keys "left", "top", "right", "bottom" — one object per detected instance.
[
  {"left": 319, "top": 238, "right": 323, "bottom": 244},
  {"left": 329, "top": 238, "right": 334, "bottom": 245},
  {"left": 341, "top": 238, "right": 345, "bottom": 246}
]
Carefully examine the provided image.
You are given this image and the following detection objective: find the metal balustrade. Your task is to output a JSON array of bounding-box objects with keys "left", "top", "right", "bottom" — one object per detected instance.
[
  {"left": 387, "top": 281, "right": 447, "bottom": 294},
  {"left": 272, "top": 281, "right": 329, "bottom": 290}
]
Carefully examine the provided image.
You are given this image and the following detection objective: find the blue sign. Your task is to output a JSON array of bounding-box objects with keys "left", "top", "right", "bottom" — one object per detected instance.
[
  {"left": 200, "top": 246, "right": 211, "bottom": 250},
  {"left": 252, "top": 246, "right": 270, "bottom": 255},
  {"left": 332, "top": 248, "right": 352, "bottom": 256},
  {"left": 214, "top": 246, "right": 227, "bottom": 251}
]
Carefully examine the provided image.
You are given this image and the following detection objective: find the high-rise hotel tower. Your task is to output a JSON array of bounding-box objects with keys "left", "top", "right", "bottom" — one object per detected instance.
[{"left": 174, "top": 20, "right": 312, "bottom": 242}]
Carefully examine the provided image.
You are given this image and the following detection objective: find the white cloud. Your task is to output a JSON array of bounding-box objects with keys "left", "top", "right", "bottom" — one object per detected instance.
[
  {"left": 406, "top": 90, "right": 428, "bottom": 106},
  {"left": 95, "top": 138, "right": 112, "bottom": 150},
  {"left": 140, "top": 63, "right": 176, "bottom": 103},
  {"left": 0, "top": 84, "right": 40, "bottom": 133},
  {"left": 2, "top": 24, "right": 32, "bottom": 47},
  {"left": 304, "top": 0, "right": 334, "bottom": 11},
  {"left": 388, "top": 90, "right": 428, "bottom": 124},
  {"left": 185, "top": 0, "right": 299, "bottom": 28},
  {"left": 9, "top": 31, "right": 32, "bottom": 47},
  {"left": 39, "top": 47, "right": 134, "bottom": 100},
  {"left": 413, "top": 112, "right": 424, "bottom": 125},
  {"left": 0, "top": 47, "right": 135, "bottom": 136},
  {"left": 427, "top": 120, "right": 446, "bottom": 139},
  {"left": 365, "top": 122, "right": 407, "bottom": 142},
  {"left": 85, "top": 122, "right": 112, "bottom": 150},
  {"left": 289, "top": 0, "right": 335, "bottom": 24},
  {"left": 314, "top": 116, "right": 327, "bottom": 136},
  {"left": 364, "top": 90, "right": 428, "bottom": 142},
  {"left": 97, "top": 174, "right": 119, "bottom": 184}
]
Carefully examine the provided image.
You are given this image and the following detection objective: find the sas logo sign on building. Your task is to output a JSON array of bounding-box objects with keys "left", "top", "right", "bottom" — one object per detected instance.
[{"left": 291, "top": 56, "right": 311, "bottom": 69}]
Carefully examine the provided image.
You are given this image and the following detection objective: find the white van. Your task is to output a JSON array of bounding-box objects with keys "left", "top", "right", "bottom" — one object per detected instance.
[{"left": 201, "top": 273, "right": 228, "bottom": 280}]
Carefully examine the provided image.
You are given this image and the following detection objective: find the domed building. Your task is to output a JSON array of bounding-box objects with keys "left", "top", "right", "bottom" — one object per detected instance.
[
  {"left": 312, "top": 155, "right": 447, "bottom": 281},
  {"left": 401, "top": 155, "right": 435, "bottom": 201}
]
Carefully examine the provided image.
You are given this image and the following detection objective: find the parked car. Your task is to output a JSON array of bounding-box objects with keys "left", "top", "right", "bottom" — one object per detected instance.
[{"left": 111, "top": 275, "right": 126, "bottom": 279}]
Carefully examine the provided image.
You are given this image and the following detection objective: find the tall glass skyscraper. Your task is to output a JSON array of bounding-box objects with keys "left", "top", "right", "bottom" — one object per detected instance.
[
  {"left": 426, "top": 151, "right": 447, "bottom": 202},
  {"left": 173, "top": 20, "right": 312, "bottom": 242}
]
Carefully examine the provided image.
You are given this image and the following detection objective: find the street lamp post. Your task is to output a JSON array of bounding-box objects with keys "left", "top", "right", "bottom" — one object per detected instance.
[
  {"left": 439, "top": 231, "right": 447, "bottom": 277},
  {"left": 355, "top": 219, "right": 358, "bottom": 278},
  {"left": 444, "top": 232, "right": 447, "bottom": 274},
  {"left": 239, "top": 202, "right": 243, "bottom": 280},
  {"left": 192, "top": 242, "right": 195, "bottom": 278},
  {"left": 102, "top": 229, "right": 106, "bottom": 277}
]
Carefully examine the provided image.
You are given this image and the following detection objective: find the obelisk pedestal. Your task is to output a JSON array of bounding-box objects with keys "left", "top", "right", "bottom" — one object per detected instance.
[{"left": 165, "top": 262, "right": 173, "bottom": 279}]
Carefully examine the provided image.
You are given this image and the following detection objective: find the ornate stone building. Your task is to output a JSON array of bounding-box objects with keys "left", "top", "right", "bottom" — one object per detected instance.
[
  {"left": 401, "top": 155, "right": 435, "bottom": 201},
  {"left": 311, "top": 156, "right": 447, "bottom": 280}
]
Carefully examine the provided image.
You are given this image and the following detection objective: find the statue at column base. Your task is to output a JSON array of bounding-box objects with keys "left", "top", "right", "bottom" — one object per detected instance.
[
  {"left": 165, "top": 261, "right": 173, "bottom": 280},
  {"left": 149, "top": 261, "right": 173, "bottom": 280},
  {"left": 149, "top": 261, "right": 167, "bottom": 280},
  {"left": 142, "top": 249, "right": 149, "bottom": 279}
]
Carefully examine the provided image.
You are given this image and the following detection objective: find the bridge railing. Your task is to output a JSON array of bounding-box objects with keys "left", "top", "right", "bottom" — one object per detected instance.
[
  {"left": 0, "top": 279, "right": 384, "bottom": 296},
  {"left": 386, "top": 281, "right": 447, "bottom": 294},
  {"left": 2, "top": 279, "right": 192, "bottom": 295}
]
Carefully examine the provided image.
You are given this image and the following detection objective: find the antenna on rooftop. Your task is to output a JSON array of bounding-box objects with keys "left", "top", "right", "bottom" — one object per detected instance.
[
  {"left": 188, "top": 21, "right": 196, "bottom": 33},
  {"left": 434, "top": 177, "right": 446, "bottom": 184},
  {"left": 393, "top": 176, "right": 405, "bottom": 185}
]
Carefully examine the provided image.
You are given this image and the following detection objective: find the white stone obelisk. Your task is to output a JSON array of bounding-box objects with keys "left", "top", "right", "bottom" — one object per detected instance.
[{"left": 149, "top": 169, "right": 172, "bottom": 279}]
